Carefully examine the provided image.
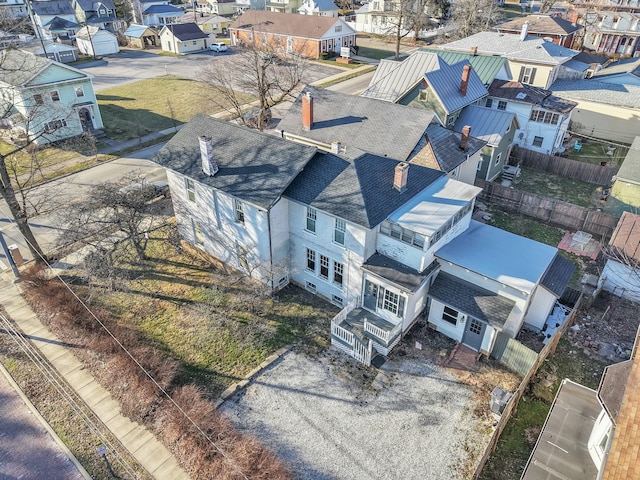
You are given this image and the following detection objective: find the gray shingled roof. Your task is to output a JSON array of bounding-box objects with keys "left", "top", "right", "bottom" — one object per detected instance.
[
  {"left": 540, "top": 253, "right": 576, "bottom": 297},
  {"left": 551, "top": 79, "right": 640, "bottom": 109},
  {"left": 425, "top": 60, "right": 488, "bottom": 114},
  {"left": 453, "top": 105, "right": 516, "bottom": 147},
  {"left": 594, "top": 56, "right": 640, "bottom": 80},
  {"left": 278, "top": 85, "right": 435, "bottom": 161},
  {"left": 489, "top": 79, "right": 576, "bottom": 113},
  {"left": 362, "top": 254, "right": 438, "bottom": 291},
  {"left": 441, "top": 31, "right": 578, "bottom": 65},
  {"left": 161, "top": 23, "right": 209, "bottom": 40},
  {"left": 32, "top": 0, "right": 75, "bottom": 16},
  {"left": 360, "top": 51, "right": 444, "bottom": 102},
  {"left": 230, "top": 10, "right": 352, "bottom": 39},
  {"left": 408, "top": 124, "right": 486, "bottom": 173},
  {"left": 283, "top": 151, "right": 444, "bottom": 228},
  {"left": 617, "top": 137, "right": 640, "bottom": 185},
  {"left": 429, "top": 271, "right": 516, "bottom": 329},
  {"left": 0, "top": 49, "right": 53, "bottom": 86},
  {"left": 153, "top": 114, "right": 318, "bottom": 209},
  {"left": 75, "top": 0, "right": 116, "bottom": 11},
  {"left": 419, "top": 48, "right": 507, "bottom": 85},
  {"left": 43, "top": 16, "right": 79, "bottom": 30}
]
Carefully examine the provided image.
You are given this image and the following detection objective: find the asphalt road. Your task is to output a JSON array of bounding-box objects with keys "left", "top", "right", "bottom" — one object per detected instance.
[{"left": 0, "top": 147, "right": 164, "bottom": 269}]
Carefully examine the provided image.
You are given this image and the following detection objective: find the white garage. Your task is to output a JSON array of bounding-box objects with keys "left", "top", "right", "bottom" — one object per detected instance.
[{"left": 75, "top": 25, "right": 119, "bottom": 56}]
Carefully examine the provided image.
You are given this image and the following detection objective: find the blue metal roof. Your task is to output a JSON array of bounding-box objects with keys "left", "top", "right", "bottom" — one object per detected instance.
[
  {"left": 436, "top": 220, "right": 558, "bottom": 294},
  {"left": 425, "top": 60, "right": 488, "bottom": 114},
  {"left": 124, "top": 24, "right": 153, "bottom": 38},
  {"left": 453, "top": 105, "right": 516, "bottom": 146},
  {"left": 143, "top": 4, "right": 183, "bottom": 14}
]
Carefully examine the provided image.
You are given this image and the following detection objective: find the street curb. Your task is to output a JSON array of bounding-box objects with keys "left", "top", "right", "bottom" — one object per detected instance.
[
  {"left": 216, "top": 346, "right": 291, "bottom": 408},
  {"left": 0, "top": 361, "right": 93, "bottom": 480}
]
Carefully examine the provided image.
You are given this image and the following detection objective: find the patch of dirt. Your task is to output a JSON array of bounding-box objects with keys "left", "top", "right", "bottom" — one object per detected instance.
[{"left": 568, "top": 291, "right": 640, "bottom": 362}]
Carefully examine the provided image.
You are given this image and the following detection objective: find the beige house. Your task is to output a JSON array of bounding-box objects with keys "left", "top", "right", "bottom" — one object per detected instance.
[
  {"left": 179, "top": 11, "right": 230, "bottom": 35},
  {"left": 159, "top": 23, "right": 210, "bottom": 54},
  {"left": 551, "top": 79, "right": 640, "bottom": 144}
]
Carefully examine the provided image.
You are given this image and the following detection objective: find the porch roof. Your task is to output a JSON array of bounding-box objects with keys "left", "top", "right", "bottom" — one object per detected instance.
[
  {"left": 362, "top": 254, "right": 437, "bottom": 292},
  {"left": 429, "top": 271, "right": 515, "bottom": 329},
  {"left": 388, "top": 176, "right": 481, "bottom": 237}
]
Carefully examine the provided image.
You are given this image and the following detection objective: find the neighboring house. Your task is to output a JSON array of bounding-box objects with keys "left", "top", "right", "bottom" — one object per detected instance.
[
  {"left": 205, "top": 0, "right": 251, "bottom": 17},
  {"left": 550, "top": 78, "right": 640, "bottom": 144},
  {"left": 41, "top": 16, "right": 81, "bottom": 40},
  {"left": 600, "top": 211, "right": 640, "bottom": 303},
  {"left": 0, "top": 0, "right": 26, "bottom": 19},
  {"left": 29, "top": 41, "right": 79, "bottom": 63},
  {"left": 179, "top": 12, "right": 231, "bottom": 36},
  {"left": 159, "top": 23, "right": 210, "bottom": 53},
  {"left": 298, "top": 0, "right": 338, "bottom": 17},
  {"left": 75, "top": 25, "right": 120, "bottom": 56},
  {"left": 611, "top": 138, "right": 640, "bottom": 216},
  {"left": 409, "top": 123, "right": 486, "bottom": 185},
  {"left": 487, "top": 79, "right": 576, "bottom": 154},
  {"left": 419, "top": 47, "right": 509, "bottom": 86},
  {"left": 573, "top": 50, "right": 608, "bottom": 78},
  {"left": 123, "top": 24, "right": 160, "bottom": 48},
  {"left": 495, "top": 14, "right": 583, "bottom": 48},
  {"left": 0, "top": 49, "right": 104, "bottom": 144},
  {"left": 522, "top": 327, "right": 640, "bottom": 480},
  {"left": 453, "top": 105, "right": 518, "bottom": 181},
  {"left": 32, "top": 1, "right": 77, "bottom": 35},
  {"left": 73, "top": 0, "right": 120, "bottom": 31},
  {"left": 142, "top": 4, "right": 184, "bottom": 27},
  {"left": 229, "top": 10, "right": 356, "bottom": 58},
  {"left": 592, "top": 56, "right": 640, "bottom": 86},
  {"left": 579, "top": 10, "right": 640, "bottom": 56},
  {"left": 351, "top": 0, "right": 444, "bottom": 36},
  {"left": 440, "top": 27, "right": 581, "bottom": 89},
  {"left": 264, "top": 0, "right": 303, "bottom": 14}
]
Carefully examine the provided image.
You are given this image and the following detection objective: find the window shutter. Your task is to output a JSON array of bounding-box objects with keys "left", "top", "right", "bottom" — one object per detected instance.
[
  {"left": 530, "top": 68, "right": 537, "bottom": 84},
  {"left": 377, "top": 288, "right": 384, "bottom": 309},
  {"left": 397, "top": 296, "right": 405, "bottom": 318},
  {"left": 518, "top": 67, "right": 525, "bottom": 82}
]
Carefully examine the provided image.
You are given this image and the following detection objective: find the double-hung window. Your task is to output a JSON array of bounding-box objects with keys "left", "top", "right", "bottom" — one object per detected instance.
[
  {"left": 192, "top": 219, "right": 204, "bottom": 245},
  {"left": 333, "top": 261, "right": 343, "bottom": 287},
  {"left": 306, "top": 248, "right": 316, "bottom": 272},
  {"left": 50, "top": 90, "right": 60, "bottom": 101},
  {"left": 334, "top": 218, "right": 346, "bottom": 245},
  {"left": 442, "top": 306, "right": 458, "bottom": 325},
  {"left": 306, "top": 207, "right": 316, "bottom": 233},
  {"left": 319, "top": 255, "right": 329, "bottom": 279},
  {"left": 234, "top": 199, "right": 245, "bottom": 224},
  {"left": 185, "top": 178, "right": 196, "bottom": 202},
  {"left": 497, "top": 100, "right": 507, "bottom": 111},
  {"left": 376, "top": 287, "right": 405, "bottom": 317}
]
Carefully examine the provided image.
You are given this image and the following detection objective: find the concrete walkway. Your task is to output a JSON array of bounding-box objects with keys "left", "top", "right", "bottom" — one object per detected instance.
[{"left": 0, "top": 273, "right": 191, "bottom": 480}]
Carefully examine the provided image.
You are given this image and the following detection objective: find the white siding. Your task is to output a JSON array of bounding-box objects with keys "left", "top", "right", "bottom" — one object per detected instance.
[
  {"left": 600, "top": 260, "right": 640, "bottom": 303},
  {"left": 588, "top": 409, "right": 612, "bottom": 473},
  {"left": 523, "top": 286, "right": 557, "bottom": 330},
  {"left": 427, "top": 299, "right": 465, "bottom": 342}
]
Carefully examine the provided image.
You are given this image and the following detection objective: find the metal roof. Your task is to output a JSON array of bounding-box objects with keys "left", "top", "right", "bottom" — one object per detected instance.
[
  {"left": 563, "top": 58, "right": 590, "bottom": 72},
  {"left": 360, "top": 51, "right": 444, "bottom": 102},
  {"left": 453, "top": 105, "right": 516, "bottom": 147},
  {"left": 425, "top": 59, "right": 488, "bottom": 114},
  {"left": 389, "top": 176, "right": 482, "bottom": 236},
  {"left": 153, "top": 114, "right": 318, "bottom": 210},
  {"left": 521, "top": 380, "right": 600, "bottom": 480},
  {"left": 436, "top": 220, "right": 558, "bottom": 294},
  {"left": 419, "top": 48, "right": 507, "bottom": 85},
  {"left": 124, "top": 24, "right": 155, "bottom": 38},
  {"left": 144, "top": 4, "right": 183, "bottom": 14},
  {"left": 279, "top": 85, "right": 435, "bottom": 162},
  {"left": 551, "top": 79, "right": 640, "bottom": 109},
  {"left": 429, "top": 272, "right": 516, "bottom": 329},
  {"left": 441, "top": 31, "right": 578, "bottom": 65}
]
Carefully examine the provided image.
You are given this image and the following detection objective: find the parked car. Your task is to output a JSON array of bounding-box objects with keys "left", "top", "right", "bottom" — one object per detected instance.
[
  {"left": 243, "top": 108, "right": 272, "bottom": 129},
  {"left": 210, "top": 42, "right": 228, "bottom": 52}
]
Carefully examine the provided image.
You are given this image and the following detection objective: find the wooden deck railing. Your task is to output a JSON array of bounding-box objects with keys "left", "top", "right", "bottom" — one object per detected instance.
[{"left": 364, "top": 319, "right": 402, "bottom": 344}]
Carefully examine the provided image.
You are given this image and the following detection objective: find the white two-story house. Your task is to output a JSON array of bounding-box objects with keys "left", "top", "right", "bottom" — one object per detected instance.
[
  {"left": 154, "top": 91, "right": 574, "bottom": 366},
  {"left": 0, "top": 49, "right": 103, "bottom": 144}
]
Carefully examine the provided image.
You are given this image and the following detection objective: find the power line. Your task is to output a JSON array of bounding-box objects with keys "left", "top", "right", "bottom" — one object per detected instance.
[{"left": 6, "top": 221, "right": 251, "bottom": 480}]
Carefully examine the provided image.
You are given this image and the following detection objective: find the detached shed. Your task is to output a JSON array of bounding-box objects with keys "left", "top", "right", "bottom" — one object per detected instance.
[
  {"left": 600, "top": 211, "right": 640, "bottom": 302},
  {"left": 124, "top": 24, "right": 159, "bottom": 49},
  {"left": 612, "top": 136, "right": 640, "bottom": 212},
  {"left": 75, "top": 25, "right": 119, "bottom": 56}
]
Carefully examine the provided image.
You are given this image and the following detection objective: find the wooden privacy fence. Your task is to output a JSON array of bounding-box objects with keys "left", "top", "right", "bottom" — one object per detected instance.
[
  {"left": 471, "top": 296, "right": 583, "bottom": 479},
  {"left": 511, "top": 148, "right": 618, "bottom": 186},
  {"left": 476, "top": 179, "right": 620, "bottom": 239}
]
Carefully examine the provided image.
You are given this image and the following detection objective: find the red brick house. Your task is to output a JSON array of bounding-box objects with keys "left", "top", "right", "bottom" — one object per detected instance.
[{"left": 229, "top": 10, "right": 356, "bottom": 59}]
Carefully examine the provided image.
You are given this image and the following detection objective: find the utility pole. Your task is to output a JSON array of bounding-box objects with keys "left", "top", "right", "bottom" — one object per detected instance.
[
  {"left": 0, "top": 230, "right": 19, "bottom": 278},
  {"left": 25, "top": 0, "right": 48, "bottom": 58}
]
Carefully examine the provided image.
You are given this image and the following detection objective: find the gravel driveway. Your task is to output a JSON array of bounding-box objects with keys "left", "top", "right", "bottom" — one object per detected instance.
[{"left": 221, "top": 350, "right": 487, "bottom": 480}]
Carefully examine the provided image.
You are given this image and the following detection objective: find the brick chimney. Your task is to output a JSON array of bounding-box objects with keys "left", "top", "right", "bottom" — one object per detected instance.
[
  {"left": 199, "top": 135, "right": 218, "bottom": 176},
  {"left": 302, "top": 91, "right": 313, "bottom": 131},
  {"left": 520, "top": 21, "right": 530, "bottom": 41},
  {"left": 394, "top": 162, "right": 409, "bottom": 192},
  {"left": 471, "top": 46, "right": 478, "bottom": 55},
  {"left": 460, "top": 65, "right": 471, "bottom": 96},
  {"left": 460, "top": 125, "right": 471, "bottom": 151}
]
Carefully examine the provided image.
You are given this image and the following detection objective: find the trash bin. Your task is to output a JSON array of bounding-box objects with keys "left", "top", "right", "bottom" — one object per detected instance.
[
  {"left": 490, "top": 387, "right": 512, "bottom": 415},
  {"left": 8, "top": 244, "right": 24, "bottom": 267}
]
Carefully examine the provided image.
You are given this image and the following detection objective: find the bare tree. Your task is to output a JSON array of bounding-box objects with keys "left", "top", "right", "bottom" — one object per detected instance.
[
  {"left": 448, "top": 0, "right": 502, "bottom": 40},
  {"left": 199, "top": 44, "right": 308, "bottom": 132},
  {"left": 58, "top": 176, "right": 170, "bottom": 268}
]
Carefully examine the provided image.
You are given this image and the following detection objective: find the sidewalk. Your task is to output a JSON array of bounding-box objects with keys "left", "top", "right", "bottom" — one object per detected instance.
[{"left": 0, "top": 272, "right": 191, "bottom": 480}]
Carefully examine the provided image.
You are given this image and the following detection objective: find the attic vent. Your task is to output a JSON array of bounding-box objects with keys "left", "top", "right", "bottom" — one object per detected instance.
[{"left": 516, "top": 92, "right": 527, "bottom": 100}]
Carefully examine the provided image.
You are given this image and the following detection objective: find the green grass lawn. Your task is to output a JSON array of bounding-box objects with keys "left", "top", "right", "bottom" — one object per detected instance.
[
  {"left": 356, "top": 45, "right": 396, "bottom": 60},
  {"left": 97, "top": 76, "right": 255, "bottom": 141},
  {"left": 512, "top": 168, "right": 597, "bottom": 208},
  {"left": 86, "top": 225, "right": 337, "bottom": 397},
  {"left": 566, "top": 141, "right": 629, "bottom": 168},
  {"left": 486, "top": 208, "right": 565, "bottom": 247}
]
